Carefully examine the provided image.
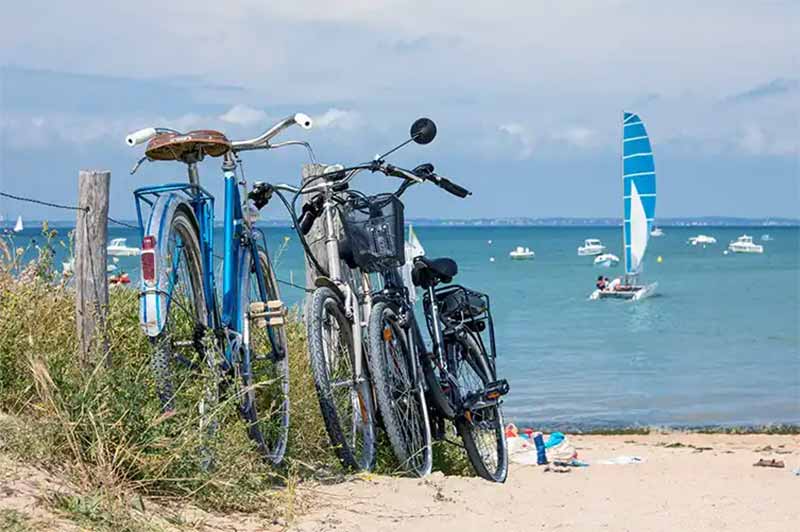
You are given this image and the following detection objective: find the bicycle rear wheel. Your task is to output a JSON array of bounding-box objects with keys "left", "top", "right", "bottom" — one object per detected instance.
[
  {"left": 307, "top": 286, "right": 376, "bottom": 470},
  {"left": 150, "top": 207, "right": 219, "bottom": 438},
  {"left": 453, "top": 334, "right": 508, "bottom": 483},
  {"left": 239, "top": 245, "right": 290, "bottom": 465},
  {"left": 367, "top": 301, "right": 432, "bottom": 476}
]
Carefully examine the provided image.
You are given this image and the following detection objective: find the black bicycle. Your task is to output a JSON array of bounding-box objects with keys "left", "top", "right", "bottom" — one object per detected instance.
[{"left": 258, "top": 118, "right": 509, "bottom": 480}]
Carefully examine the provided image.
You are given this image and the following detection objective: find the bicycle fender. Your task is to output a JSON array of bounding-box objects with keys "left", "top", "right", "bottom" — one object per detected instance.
[
  {"left": 139, "top": 193, "right": 195, "bottom": 337},
  {"left": 314, "top": 276, "right": 346, "bottom": 302}
]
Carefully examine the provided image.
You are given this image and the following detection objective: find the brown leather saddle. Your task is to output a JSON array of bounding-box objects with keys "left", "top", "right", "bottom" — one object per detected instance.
[{"left": 145, "top": 130, "right": 231, "bottom": 162}]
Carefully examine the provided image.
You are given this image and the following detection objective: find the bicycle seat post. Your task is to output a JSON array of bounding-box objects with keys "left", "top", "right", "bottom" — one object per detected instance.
[{"left": 187, "top": 162, "right": 200, "bottom": 188}]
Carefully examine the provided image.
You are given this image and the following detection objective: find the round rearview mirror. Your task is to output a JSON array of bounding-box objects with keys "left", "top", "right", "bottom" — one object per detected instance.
[{"left": 410, "top": 118, "right": 437, "bottom": 145}]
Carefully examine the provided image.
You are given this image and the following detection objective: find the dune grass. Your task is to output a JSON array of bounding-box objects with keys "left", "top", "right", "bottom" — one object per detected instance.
[{"left": 0, "top": 227, "right": 472, "bottom": 526}]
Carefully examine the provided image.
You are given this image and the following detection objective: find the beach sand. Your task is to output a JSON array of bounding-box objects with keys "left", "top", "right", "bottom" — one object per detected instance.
[
  {"left": 1, "top": 433, "right": 797, "bottom": 531},
  {"left": 290, "top": 433, "right": 799, "bottom": 532}
]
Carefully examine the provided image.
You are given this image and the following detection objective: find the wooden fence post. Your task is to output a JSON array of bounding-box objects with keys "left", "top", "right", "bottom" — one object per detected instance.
[{"left": 75, "top": 169, "right": 111, "bottom": 368}]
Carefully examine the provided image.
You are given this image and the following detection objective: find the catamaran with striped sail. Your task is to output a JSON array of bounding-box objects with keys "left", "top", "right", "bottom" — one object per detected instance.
[{"left": 591, "top": 111, "right": 658, "bottom": 301}]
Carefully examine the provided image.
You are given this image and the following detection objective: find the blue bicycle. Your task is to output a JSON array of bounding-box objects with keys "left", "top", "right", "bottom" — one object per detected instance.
[{"left": 125, "top": 114, "right": 313, "bottom": 465}]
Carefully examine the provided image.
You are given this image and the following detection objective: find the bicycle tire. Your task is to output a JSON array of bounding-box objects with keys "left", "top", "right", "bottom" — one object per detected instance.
[
  {"left": 239, "top": 245, "right": 290, "bottom": 466},
  {"left": 150, "top": 207, "right": 219, "bottom": 440},
  {"left": 307, "top": 286, "right": 376, "bottom": 470},
  {"left": 367, "top": 301, "right": 432, "bottom": 477},
  {"left": 453, "top": 334, "right": 508, "bottom": 483}
]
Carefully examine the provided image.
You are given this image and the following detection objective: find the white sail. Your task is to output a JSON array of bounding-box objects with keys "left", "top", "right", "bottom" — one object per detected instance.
[
  {"left": 13, "top": 216, "right": 23, "bottom": 233},
  {"left": 402, "top": 225, "right": 425, "bottom": 303},
  {"left": 628, "top": 181, "right": 649, "bottom": 274}
]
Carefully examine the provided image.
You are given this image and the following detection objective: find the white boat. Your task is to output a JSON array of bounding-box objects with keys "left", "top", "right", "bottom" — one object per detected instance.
[
  {"left": 728, "top": 234, "right": 763, "bottom": 254},
  {"left": 650, "top": 227, "right": 664, "bottom": 237},
  {"left": 577, "top": 239, "right": 606, "bottom": 256},
  {"left": 13, "top": 216, "right": 23, "bottom": 233},
  {"left": 594, "top": 253, "right": 620, "bottom": 268},
  {"left": 591, "top": 112, "right": 658, "bottom": 301},
  {"left": 107, "top": 238, "right": 141, "bottom": 257},
  {"left": 688, "top": 234, "right": 717, "bottom": 246},
  {"left": 761, "top": 234, "right": 774, "bottom": 242},
  {"left": 509, "top": 246, "right": 535, "bottom": 260}
]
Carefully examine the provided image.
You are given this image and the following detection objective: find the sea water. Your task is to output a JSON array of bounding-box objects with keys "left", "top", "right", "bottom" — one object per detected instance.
[{"left": 7, "top": 224, "right": 799, "bottom": 429}]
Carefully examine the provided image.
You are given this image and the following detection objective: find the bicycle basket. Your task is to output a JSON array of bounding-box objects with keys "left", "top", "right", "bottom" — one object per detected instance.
[{"left": 341, "top": 193, "right": 404, "bottom": 272}]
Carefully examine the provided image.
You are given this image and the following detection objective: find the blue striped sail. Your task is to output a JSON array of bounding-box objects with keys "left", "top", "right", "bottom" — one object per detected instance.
[{"left": 622, "top": 112, "right": 656, "bottom": 276}]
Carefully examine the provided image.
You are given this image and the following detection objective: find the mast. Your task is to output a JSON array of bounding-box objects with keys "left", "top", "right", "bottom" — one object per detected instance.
[{"left": 621, "top": 111, "right": 629, "bottom": 282}]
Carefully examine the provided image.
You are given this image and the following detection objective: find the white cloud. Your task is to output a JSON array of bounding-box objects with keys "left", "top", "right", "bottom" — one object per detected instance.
[
  {"left": 313, "top": 108, "right": 361, "bottom": 130},
  {"left": 498, "top": 122, "right": 534, "bottom": 159},
  {"left": 737, "top": 124, "right": 798, "bottom": 156},
  {"left": 219, "top": 104, "right": 267, "bottom": 126},
  {"left": 552, "top": 126, "right": 595, "bottom": 147}
]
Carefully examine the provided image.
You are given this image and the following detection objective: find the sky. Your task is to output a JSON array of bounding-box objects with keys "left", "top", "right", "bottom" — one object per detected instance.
[{"left": 1, "top": 1, "right": 798, "bottom": 221}]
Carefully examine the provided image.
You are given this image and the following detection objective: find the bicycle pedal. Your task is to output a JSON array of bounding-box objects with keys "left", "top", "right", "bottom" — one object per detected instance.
[{"left": 248, "top": 300, "right": 287, "bottom": 328}]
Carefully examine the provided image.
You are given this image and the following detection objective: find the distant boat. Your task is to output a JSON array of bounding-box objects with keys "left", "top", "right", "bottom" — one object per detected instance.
[
  {"left": 594, "top": 253, "right": 620, "bottom": 268},
  {"left": 13, "top": 216, "right": 23, "bottom": 233},
  {"left": 591, "top": 111, "right": 658, "bottom": 301},
  {"left": 761, "top": 234, "right": 774, "bottom": 242},
  {"left": 509, "top": 246, "right": 535, "bottom": 260},
  {"left": 578, "top": 239, "right": 605, "bottom": 256},
  {"left": 728, "top": 235, "right": 763, "bottom": 254},
  {"left": 107, "top": 238, "right": 141, "bottom": 257},
  {"left": 650, "top": 227, "right": 664, "bottom": 237},
  {"left": 688, "top": 234, "right": 717, "bottom": 246}
]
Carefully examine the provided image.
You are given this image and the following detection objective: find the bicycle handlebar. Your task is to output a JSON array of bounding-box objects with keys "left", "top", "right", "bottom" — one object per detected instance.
[{"left": 124, "top": 113, "right": 313, "bottom": 150}]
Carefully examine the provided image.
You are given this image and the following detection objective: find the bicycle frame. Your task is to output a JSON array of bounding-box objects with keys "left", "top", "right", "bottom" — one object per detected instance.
[{"left": 133, "top": 154, "right": 272, "bottom": 367}]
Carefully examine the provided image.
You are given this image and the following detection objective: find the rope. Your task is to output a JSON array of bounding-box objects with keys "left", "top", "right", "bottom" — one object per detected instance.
[
  {"left": 1, "top": 190, "right": 139, "bottom": 229},
  {"left": 107, "top": 216, "right": 140, "bottom": 229},
  {"left": 1, "top": 191, "right": 88, "bottom": 212}
]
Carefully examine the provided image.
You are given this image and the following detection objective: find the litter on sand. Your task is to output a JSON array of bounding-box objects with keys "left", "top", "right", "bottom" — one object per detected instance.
[
  {"left": 596, "top": 455, "right": 645, "bottom": 465},
  {"left": 753, "top": 459, "right": 784, "bottom": 468}
]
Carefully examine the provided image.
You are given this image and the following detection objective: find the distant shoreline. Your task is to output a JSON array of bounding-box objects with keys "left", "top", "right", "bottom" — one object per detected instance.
[{"left": 5, "top": 217, "right": 799, "bottom": 229}]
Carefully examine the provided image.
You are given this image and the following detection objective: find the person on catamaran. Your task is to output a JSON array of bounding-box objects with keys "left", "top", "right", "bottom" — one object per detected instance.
[{"left": 596, "top": 275, "right": 606, "bottom": 291}]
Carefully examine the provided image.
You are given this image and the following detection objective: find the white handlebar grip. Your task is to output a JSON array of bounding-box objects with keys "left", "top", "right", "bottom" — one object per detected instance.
[
  {"left": 294, "top": 113, "right": 313, "bottom": 130},
  {"left": 125, "top": 127, "right": 157, "bottom": 147}
]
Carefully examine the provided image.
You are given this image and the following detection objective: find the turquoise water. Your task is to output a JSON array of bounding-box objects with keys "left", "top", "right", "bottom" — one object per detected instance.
[{"left": 7, "top": 224, "right": 799, "bottom": 429}]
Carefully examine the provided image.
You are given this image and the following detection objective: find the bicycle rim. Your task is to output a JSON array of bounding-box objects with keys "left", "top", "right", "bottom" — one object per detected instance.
[
  {"left": 453, "top": 335, "right": 508, "bottom": 482},
  {"left": 150, "top": 208, "right": 219, "bottom": 444},
  {"left": 240, "top": 246, "right": 290, "bottom": 465},
  {"left": 369, "top": 301, "right": 432, "bottom": 476},
  {"left": 309, "top": 287, "right": 375, "bottom": 470}
]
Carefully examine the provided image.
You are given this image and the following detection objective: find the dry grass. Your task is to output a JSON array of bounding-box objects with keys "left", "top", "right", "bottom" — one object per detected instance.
[{"left": 0, "top": 227, "right": 472, "bottom": 528}]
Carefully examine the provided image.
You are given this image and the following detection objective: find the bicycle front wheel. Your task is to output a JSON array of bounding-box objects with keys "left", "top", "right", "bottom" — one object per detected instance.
[
  {"left": 453, "top": 334, "right": 508, "bottom": 483},
  {"left": 239, "top": 246, "right": 290, "bottom": 466},
  {"left": 307, "top": 286, "right": 376, "bottom": 471},
  {"left": 367, "top": 301, "right": 432, "bottom": 476}
]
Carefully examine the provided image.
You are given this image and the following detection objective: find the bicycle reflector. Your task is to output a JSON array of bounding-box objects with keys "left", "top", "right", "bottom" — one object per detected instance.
[{"left": 141, "top": 236, "right": 157, "bottom": 284}]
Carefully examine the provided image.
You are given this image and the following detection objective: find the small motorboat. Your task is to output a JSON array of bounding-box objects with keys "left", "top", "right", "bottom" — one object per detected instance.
[
  {"left": 509, "top": 246, "right": 535, "bottom": 260},
  {"left": 761, "top": 234, "right": 774, "bottom": 242},
  {"left": 593, "top": 253, "right": 620, "bottom": 268},
  {"left": 107, "top": 238, "right": 141, "bottom": 257},
  {"left": 688, "top": 234, "right": 717, "bottom": 246},
  {"left": 577, "top": 239, "right": 605, "bottom": 256},
  {"left": 650, "top": 227, "right": 664, "bottom": 237},
  {"left": 728, "top": 235, "right": 764, "bottom": 254}
]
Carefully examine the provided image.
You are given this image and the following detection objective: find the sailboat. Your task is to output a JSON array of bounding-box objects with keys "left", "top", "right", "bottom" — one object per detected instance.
[
  {"left": 13, "top": 216, "right": 24, "bottom": 233},
  {"left": 591, "top": 111, "right": 658, "bottom": 301}
]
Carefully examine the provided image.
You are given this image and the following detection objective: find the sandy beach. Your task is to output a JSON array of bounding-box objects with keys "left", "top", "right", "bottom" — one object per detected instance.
[
  {"left": 1, "top": 432, "right": 798, "bottom": 531},
  {"left": 291, "top": 433, "right": 799, "bottom": 532}
]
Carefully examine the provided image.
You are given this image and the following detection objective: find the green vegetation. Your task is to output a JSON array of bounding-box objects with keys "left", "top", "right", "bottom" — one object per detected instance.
[{"left": 0, "top": 228, "right": 472, "bottom": 527}]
